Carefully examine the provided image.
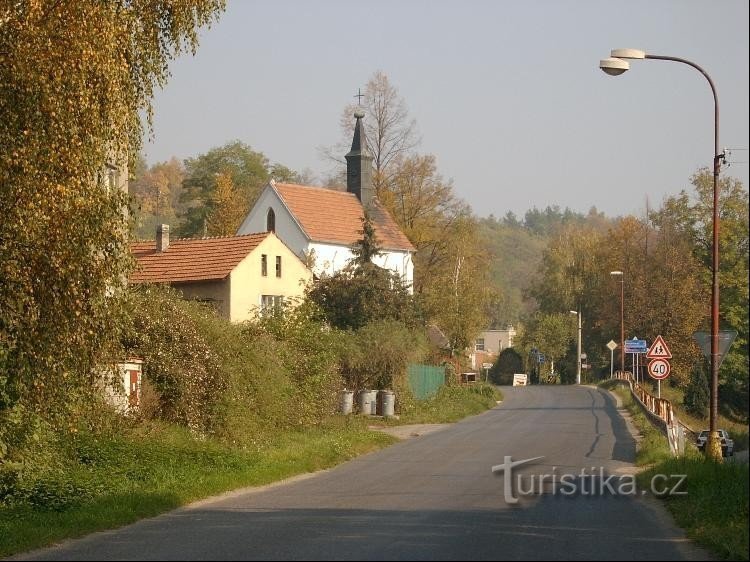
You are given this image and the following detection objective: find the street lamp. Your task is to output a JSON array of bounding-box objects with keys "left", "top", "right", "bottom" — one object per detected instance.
[
  {"left": 570, "top": 310, "right": 581, "bottom": 385},
  {"left": 600, "top": 48, "right": 724, "bottom": 460},
  {"left": 610, "top": 271, "right": 625, "bottom": 374}
]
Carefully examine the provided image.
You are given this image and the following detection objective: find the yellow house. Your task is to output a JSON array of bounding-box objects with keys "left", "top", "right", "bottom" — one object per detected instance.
[{"left": 130, "top": 225, "right": 311, "bottom": 322}]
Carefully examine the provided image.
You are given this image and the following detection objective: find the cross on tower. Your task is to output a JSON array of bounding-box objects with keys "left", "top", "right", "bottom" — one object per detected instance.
[{"left": 354, "top": 88, "right": 364, "bottom": 105}]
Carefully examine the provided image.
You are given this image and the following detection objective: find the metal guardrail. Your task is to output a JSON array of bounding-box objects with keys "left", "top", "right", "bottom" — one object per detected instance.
[{"left": 611, "top": 372, "right": 689, "bottom": 456}]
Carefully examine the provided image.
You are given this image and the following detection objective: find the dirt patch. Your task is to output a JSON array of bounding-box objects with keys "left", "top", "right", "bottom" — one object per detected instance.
[{"left": 368, "top": 424, "right": 449, "bottom": 440}]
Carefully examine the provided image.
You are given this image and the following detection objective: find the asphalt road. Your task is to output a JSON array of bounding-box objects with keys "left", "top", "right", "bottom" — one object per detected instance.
[{"left": 17, "top": 386, "right": 708, "bottom": 561}]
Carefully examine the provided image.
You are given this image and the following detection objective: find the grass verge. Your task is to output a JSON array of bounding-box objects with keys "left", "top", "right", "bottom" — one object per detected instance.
[
  {"left": 0, "top": 417, "right": 394, "bottom": 558},
  {"left": 600, "top": 379, "right": 749, "bottom": 561},
  {"left": 599, "top": 379, "right": 671, "bottom": 465},
  {"left": 394, "top": 383, "right": 502, "bottom": 425},
  {"left": 640, "top": 455, "right": 749, "bottom": 561}
]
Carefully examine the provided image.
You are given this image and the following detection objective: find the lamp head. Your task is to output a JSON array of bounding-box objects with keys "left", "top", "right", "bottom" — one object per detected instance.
[
  {"left": 600, "top": 57, "right": 629, "bottom": 76},
  {"left": 610, "top": 48, "right": 646, "bottom": 59}
]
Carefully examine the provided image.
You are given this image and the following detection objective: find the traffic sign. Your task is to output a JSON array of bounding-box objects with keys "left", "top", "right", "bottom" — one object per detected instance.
[
  {"left": 646, "top": 335, "right": 672, "bottom": 359},
  {"left": 648, "top": 358, "right": 671, "bottom": 380},
  {"left": 606, "top": 340, "right": 618, "bottom": 351},
  {"left": 482, "top": 363, "right": 493, "bottom": 369},
  {"left": 693, "top": 330, "right": 737, "bottom": 369},
  {"left": 624, "top": 338, "right": 647, "bottom": 354}
]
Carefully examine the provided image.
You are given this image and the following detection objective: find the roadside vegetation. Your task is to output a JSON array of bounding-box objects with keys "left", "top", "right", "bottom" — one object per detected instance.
[
  {"left": 392, "top": 384, "right": 502, "bottom": 425},
  {"left": 657, "top": 382, "right": 748, "bottom": 452},
  {"left": 0, "top": 418, "right": 395, "bottom": 558},
  {"left": 601, "top": 380, "right": 749, "bottom": 560},
  {"left": 1, "top": 281, "right": 498, "bottom": 557}
]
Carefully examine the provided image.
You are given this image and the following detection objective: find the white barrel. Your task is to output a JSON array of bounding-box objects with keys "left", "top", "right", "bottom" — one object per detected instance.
[
  {"left": 380, "top": 390, "right": 395, "bottom": 417},
  {"left": 358, "top": 390, "right": 376, "bottom": 416},
  {"left": 339, "top": 390, "right": 354, "bottom": 415}
]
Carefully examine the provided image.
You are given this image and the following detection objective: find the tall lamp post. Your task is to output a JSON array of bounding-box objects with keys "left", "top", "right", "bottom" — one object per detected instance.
[
  {"left": 600, "top": 49, "right": 724, "bottom": 460},
  {"left": 570, "top": 310, "right": 582, "bottom": 385},
  {"left": 610, "top": 271, "right": 625, "bottom": 374}
]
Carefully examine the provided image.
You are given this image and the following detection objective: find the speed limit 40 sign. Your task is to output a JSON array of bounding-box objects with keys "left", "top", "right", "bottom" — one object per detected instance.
[{"left": 648, "top": 358, "right": 671, "bottom": 380}]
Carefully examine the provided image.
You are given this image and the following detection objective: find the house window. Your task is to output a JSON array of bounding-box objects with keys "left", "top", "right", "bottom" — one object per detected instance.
[
  {"left": 261, "top": 254, "right": 268, "bottom": 277},
  {"left": 261, "top": 295, "right": 284, "bottom": 315},
  {"left": 266, "top": 208, "right": 276, "bottom": 232},
  {"left": 475, "top": 338, "right": 485, "bottom": 352},
  {"left": 275, "top": 256, "right": 282, "bottom": 278}
]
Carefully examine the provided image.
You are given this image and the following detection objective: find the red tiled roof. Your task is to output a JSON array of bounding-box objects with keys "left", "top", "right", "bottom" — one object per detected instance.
[
  {"left": 130, "top": 233, "right": 270, "bottom": 283},
  {"left": 274, "top": 183, "right": 415, "bottom": 252}
]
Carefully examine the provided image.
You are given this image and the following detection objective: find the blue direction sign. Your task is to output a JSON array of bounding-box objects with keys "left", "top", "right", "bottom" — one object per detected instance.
[{"left": 624, "top": 338, "right": 648, "bottom": 354}]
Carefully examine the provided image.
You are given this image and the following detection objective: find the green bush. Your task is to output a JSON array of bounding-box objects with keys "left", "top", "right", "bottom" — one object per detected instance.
[
  {"left": 306, "top": 214, "right": 422, "bottom": 331},
  {"left": 489, "top": 348, "right": 523, "bottom": 385},
  {"left": 684, "top": 362, "right": 709, "bottom": 418},
  {"left": 122, "top": 286, "right": 227, "bottom": 434},
  {"left": 123, "top": 288, "right": 350, "bottom": 443},
  {"left": 339, "top": 320, "right": 428, "bottom": 392},
  {"left": 242, "top": 300, "right": 343, "bottom": 429}
]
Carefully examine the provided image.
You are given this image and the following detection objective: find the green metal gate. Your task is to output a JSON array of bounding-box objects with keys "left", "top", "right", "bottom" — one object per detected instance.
[{"left": 407, "top": 364, "right": 446, "bottom": 400}]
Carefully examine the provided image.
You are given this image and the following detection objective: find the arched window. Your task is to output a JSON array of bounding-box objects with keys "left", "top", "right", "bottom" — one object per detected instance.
[{"left": 266, "top": 208, "right": 276, "bottom": 232}]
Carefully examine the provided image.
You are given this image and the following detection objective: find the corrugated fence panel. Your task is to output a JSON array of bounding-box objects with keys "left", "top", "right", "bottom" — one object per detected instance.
[{"left": 408, "top": 364, "right": 446, "bottom": 400}]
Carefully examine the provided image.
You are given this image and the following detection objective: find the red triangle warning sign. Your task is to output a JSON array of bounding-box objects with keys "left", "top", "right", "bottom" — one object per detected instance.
[{"left": 646, "top": 335, "right": 672, "bottom": 359}]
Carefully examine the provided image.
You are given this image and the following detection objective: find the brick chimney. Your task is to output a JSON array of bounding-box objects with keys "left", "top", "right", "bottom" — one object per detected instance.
[{"left": 156, "top": 224, "right": 170, "bottom": 252}]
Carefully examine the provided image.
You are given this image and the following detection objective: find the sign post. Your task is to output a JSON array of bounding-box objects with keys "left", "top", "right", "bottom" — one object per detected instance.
[
  {"left": 606, "top": 340, "right": 618, "bottom": 378},
  {"left": 647, "top": 359, "right": 671, "bottom": 397},
  {"left": 624, "top": 338, "right": 647, "bottom": 382},
  {"left": 646, "top": 335, "right": 672, "bottom": 398},
  {"left": 482, "top": 362, "right": 493, "bottom": 383}
]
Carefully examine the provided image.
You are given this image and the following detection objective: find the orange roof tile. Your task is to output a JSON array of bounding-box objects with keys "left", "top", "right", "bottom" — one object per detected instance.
[
  {"left": 130, "top": 233, "right": 269, "bottom": 284},
  {"left": 274, "top": 183, "right": 415, "bottom": 252}
]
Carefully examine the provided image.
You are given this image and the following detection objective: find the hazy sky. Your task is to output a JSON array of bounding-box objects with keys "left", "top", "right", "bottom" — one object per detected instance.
[{"left": 144, "top": 0, "right": 749, "bottom": 219}]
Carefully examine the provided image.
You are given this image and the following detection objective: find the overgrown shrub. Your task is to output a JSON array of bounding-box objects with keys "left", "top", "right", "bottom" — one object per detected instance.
[
  {"left": 489, "top": 348, "right": 523, "bottom": 385},
  {"left": 122, "top": 286, "right": 227, "bottom": 434},
  {"left": 339, "top": 320, "right": 427, "bottom": 392},
  {"left": 242, "top": 300, "right": 343, "bottom": 428},
  {"left": 123, "top": 287, "right": 327, "bottom": 443}
]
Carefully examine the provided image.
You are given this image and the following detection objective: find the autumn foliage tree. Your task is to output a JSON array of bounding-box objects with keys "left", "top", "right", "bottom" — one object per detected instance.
[
  {"left": 655, "top": 170, "right": 749, "bottom": 415},
  {"left": 178, "top": 140, "right": 270, "bottom": 237},
  {"left": 0, "top": 1, "right": 225, "bottom": 438},
  {"left": 129, "top": 155, "right": 186, "bottom": 238},
  {"left": 366, "top": 144, "right": 492, "bottom": 353},
  {"left": 206, "top": 172, "right": 246, "bottom": 236}
]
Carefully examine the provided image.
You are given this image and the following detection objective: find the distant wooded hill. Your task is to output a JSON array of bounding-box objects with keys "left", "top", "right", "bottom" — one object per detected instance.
[{"left": 479, "top": 205, "right": 613, "bottom": 328}]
